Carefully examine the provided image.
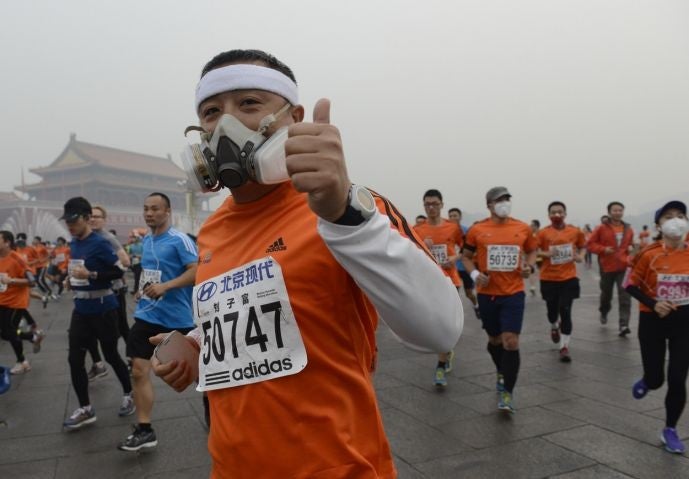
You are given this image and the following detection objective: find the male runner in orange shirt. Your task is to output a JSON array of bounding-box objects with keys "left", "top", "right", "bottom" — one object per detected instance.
[
  {"left": 32, "top": 236, "right": 54, "bottom": 299},
  {"left": 462, "top": 186, "right": 537, "bottom": 413},
  {"left": 15, "top": 233, "right": 49, "bottom": 308},
  {"left": 414, "top": 189, "right": 463, "bottom": 387},
  {"left": 536, "top": 201, "right": 586, "bottom": 362},
  {"left": 0, "top": 231, "right": 38, "bottom": 374},
  {"left": 151, "top": 49, "right": 463, "bottom": 479}
]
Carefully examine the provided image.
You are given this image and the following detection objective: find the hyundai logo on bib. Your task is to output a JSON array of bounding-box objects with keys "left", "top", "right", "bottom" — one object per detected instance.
[{"left": 197, "top": 281, "right": 218, "bottom": 302}]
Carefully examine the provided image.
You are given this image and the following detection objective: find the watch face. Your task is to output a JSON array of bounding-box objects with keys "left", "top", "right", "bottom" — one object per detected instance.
[{"left": 355, "top": 187, "right": 375, "bottom": 211}]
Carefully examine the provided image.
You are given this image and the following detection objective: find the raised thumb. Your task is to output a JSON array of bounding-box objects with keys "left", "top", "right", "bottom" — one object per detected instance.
[{"left": 313, "top": 98, "right": 331, "bottom": 124}]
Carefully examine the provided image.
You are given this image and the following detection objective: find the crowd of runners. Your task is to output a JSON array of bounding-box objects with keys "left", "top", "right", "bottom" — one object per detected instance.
[
  {"left": 2, "top": 48, "right": 688, "bottom": 477},
  {"left": 412, "top": 190, "right": 689, "bottom": 455}
]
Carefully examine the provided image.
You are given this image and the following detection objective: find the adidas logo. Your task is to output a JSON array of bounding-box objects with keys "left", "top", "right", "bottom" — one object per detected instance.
[{"left": 265, "top": 237, "right": 287, "bottom": 253}]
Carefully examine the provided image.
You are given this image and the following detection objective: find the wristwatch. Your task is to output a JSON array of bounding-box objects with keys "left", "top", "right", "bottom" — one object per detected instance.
[{"left": 334, "top": 185, "right": 377, "bottom": 226}]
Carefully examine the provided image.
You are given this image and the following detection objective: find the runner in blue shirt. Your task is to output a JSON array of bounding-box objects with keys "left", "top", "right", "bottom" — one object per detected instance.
[{"left": 118, "top": 192, "right": 198, "bottom": 452}]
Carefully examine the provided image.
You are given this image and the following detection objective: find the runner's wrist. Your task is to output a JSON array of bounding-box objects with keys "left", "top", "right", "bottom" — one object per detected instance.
[{"left": 470, "top": 270, "right": 481, "bottom": 282}]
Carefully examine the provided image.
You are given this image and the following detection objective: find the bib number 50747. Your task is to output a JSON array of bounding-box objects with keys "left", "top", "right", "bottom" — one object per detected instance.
[{"left": 201, "top": 301, "right": 284, "bottom": 365}]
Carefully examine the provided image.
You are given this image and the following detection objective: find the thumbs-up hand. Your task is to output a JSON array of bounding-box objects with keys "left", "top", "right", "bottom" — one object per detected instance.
[{"left": 285, "top": 98, "right": 350, "bottom": 222}]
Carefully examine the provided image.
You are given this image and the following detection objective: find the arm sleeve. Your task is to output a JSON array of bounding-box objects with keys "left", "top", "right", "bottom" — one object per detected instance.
[
  {"left": 625, "top": 284, "right": 657, "bottom": 310},
  {"left": 98, "top": 264, "right": 125, "bottom": 281},
  {"left": 317, "top": 209, "right": 464, "bottom": 353},
  {"left": 463, "top": 228, "right": 477, "bottom": 253},
  {"left": 95, "top": 240, "right": 123, "bottom": 279}
]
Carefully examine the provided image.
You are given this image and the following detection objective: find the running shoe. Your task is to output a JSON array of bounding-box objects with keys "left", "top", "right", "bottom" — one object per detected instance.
[
  {"left": 32, "top": 330, "right": 46, "bottom": 354},
  {"left": 444, "top": 350, "right": 456, "bottom": 373},
  {"left": 559, "top": 346, "right": 571, "bottom": 363},
  {"left": 50, "top": 293, "right": 59, "bottom": 300},
  {"left": 63, "top": 406, "right": 96, "bottom": 429},
  {"left": 434, "top": 367, "right": 447, "bottom": 388},
  {"left": 661, "top": 427, "right": 685, "bottom": 454},
  {"left": 118, "top": 393, "right": 136, "bottom": 417},
  {"left": 619, "top": 327, "right": 631, "bottom": 338},
  {"left": 10, "top": 360, "right": 31, "bottom": 375},
  {"left": 87, "top": 363, "right": 108, "bottom": 381},
  {"left": 118, "top": 425, "right": 158, "bottom": 451},
  {"left": 599, "top": 314, "right": 608, "bottom": 325},
  {"left": 550, "top": 324, "right": 561, "bottom": 344},
  {"left": 496, "top": 373, "right": 505, "bottom": 393},
  {"left": 498, "top": 391, "right": 515, "bottom": 413},
  {"left": 632, "top": 378, "right": 648, "bottom": 399}
]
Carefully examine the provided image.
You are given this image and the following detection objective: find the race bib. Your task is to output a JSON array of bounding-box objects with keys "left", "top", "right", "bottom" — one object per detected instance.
[
  {"left": 430, "top": 244, "right": 448, "bottom": 264},
  {"left": 657, "top": 274, "right": 689, "bottom": 306},
  {"left": 0, "top": 273, "right": 7, "bottom": 293},
  {"left": 68, "top": 259, "right": 89, "bottom": 287},
  {"left": 55, "top": 253, "right": 65, "bottom": 263},
  {"left": 487, "top": 245, "right": 520, "bottom": 272},
  {"left": 194, "top": 257, "right": 307, "bottom": 392},
  {"left": 550, "top": 244, "right": 574, "bottom": 265},
  {"left": 139, "top": 269, "right": 162, "bottom": 300}
]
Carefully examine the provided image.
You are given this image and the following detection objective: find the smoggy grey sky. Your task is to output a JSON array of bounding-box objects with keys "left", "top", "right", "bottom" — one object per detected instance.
[{"left": 1, "top": 0, "right": 688, "bottom": 227}]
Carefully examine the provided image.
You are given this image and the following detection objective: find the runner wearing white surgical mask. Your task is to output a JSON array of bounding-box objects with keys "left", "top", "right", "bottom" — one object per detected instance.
[
  {"left": 625, "top": 200, "right": 689, "bottom": 454},
  {"left": 462, "top": 186, "right": 537, "bottom": 413}
]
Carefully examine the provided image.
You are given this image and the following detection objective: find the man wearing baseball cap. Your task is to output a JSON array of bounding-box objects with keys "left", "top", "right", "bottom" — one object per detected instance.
[
  {"left": 60, "top": 197, "right": 134, "bottom": 429},
  {"left": 462, "top": 187, "right": 537, "bottom": 413}
]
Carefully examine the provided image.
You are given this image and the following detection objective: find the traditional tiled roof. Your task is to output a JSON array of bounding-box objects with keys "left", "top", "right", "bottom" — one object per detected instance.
[{"left": 30, "top": 134, "right": 185, "bottom": 180}]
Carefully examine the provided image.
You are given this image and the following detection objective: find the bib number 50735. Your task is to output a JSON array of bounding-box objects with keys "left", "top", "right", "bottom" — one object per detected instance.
[{"left": 201, "top": 301, "right": 284, "bottom": 365}]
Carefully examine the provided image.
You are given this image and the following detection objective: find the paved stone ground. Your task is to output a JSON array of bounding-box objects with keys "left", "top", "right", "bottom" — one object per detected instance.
[{"left": 2, "top": 267, "right": 689, "bottom": 478}]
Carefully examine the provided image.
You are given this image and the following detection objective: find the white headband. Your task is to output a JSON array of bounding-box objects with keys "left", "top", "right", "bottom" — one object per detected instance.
[{"left": 195, "top": 64, "right": 299, "bottom": 112}]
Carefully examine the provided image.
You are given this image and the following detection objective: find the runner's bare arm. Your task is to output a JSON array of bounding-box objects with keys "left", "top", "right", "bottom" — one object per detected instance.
[
  {"left": 318, "top": 211, "right": 463, "bottom": 353},
  {"left": 144, "top": 263, "right": 197, "bottom": 299}
]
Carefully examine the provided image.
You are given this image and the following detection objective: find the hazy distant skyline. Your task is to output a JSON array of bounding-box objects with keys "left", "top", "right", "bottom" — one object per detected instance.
[{"left": 2, "top": 0, "right": 688, "bottom": 227}]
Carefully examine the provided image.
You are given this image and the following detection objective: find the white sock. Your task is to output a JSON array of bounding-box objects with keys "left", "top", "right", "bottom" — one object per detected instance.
[{"left": 560, "top": 334, "right": 571, "bottom": 348}]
